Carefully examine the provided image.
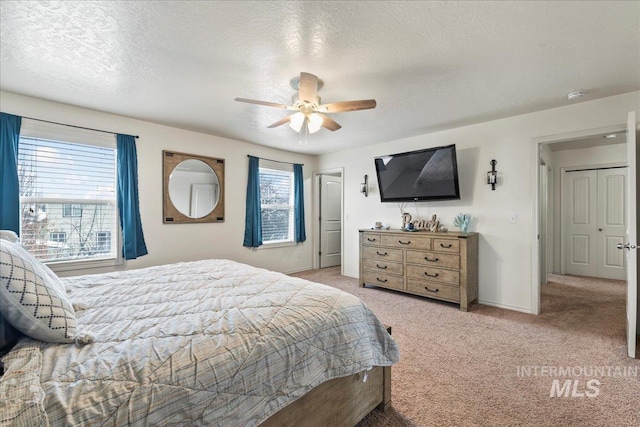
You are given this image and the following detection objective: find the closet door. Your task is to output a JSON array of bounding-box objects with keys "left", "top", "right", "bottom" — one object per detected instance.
[
  {"left": 564, "top": 169, "right": 598, "bottom": 277},
  {"left": 596, "top": 168, "right": 627, "bottom": 280},
  {"left": 563, "top": 167, "right": 627, "bottom": 279}
]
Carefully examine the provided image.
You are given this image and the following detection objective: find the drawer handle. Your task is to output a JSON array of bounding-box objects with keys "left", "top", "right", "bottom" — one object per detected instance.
[
  {"left": 424, "top": 286, "right": 439, "bottom": 293},
  {"left": 424, "top": 256, "right": 439, "bottom": 262},
  {"left": 398, "top": 240, "right": 411, "bottom": 245},
  {"left": 440, "top": 243, "right": 453, "bottom": 248},
  {"left": 424, "top": 272, "right": 439, "bottom": 278},
  {"left": 367, "top": 237, "right": 376, "bottom": 242},
  {"left": 376, "top": 264, "right": 388, "bottom": 269},
  {"left": 377, "top": 277, "right": 388, "bottom": 283},
  {"left": 376, "top": 251, "right": 388, "bottom": 256}
]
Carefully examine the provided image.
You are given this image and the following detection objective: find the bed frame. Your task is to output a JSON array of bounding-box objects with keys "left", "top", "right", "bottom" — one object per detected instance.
[{"left": 261, "top": 365, "right": 391, "bottom": 427}]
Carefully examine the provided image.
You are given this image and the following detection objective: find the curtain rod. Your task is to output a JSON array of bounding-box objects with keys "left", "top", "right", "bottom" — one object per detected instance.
[
  {"left": 21, "top": 115, "right": 139, "bottom": 139},
  {"left": 247, "top": 155, "right": 303, "bottom": 166}
]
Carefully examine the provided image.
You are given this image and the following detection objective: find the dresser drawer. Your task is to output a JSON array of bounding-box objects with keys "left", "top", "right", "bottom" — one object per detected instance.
[
  {"left": 406, "top": 265, "right": 459, "bottom": 285},
  {"left": 363, "top": 259, "right": 404, "bottom": 276},
  {"left": 433, "top": 238, "right": 460, "bottom": 253},
  {"left": 380, "top": 234, "right": 432, "bottom": 250},
  {"left": 406, "top": 250, "right": 460, "bottom": 269},
  {"left": 362, "top": 232, "right": 381, "bottom": 246},
  {"left": 363, "top": 270, "right": 404, "bottom": 291},
  {"left": 406, "top": 278, "right": 460, "bottom": 302},
  {"left": 362, "top": 245, "right": 403, "bottom": 262}
]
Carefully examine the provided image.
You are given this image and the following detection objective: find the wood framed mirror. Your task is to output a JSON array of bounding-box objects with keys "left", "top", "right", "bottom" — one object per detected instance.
[{"left": 163, "top": 150, "right": 225, "bottom": 224}]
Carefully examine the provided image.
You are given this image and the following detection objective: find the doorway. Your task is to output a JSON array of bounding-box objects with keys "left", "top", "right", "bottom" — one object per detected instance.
[
  {"left": 533, "top": 122, "right": 638, "bottom": 359},
  {"left": 315, "top": 169, "right": 344, "bottom": 270}
]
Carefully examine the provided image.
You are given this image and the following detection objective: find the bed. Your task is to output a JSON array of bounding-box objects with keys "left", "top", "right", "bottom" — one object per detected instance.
[{"left": 0, "top": 238, "right": 399, "bottom": 426}]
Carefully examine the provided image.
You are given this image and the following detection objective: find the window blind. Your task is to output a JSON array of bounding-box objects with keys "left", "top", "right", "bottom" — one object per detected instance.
[
  {"left": 18, "top": 136, "right": 118, "bottom": 263},
  {"left": 259, "top": 167, "right": 294, "bottom": 243}
]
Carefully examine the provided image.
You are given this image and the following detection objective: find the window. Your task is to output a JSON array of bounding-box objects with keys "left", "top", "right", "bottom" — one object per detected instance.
[
  {"left": 17, "top": 120, "right": 119, "bottom": 268},
  {"left": 50, "top": 232, "right": 67, "bottom": 244},
  {"left": 259, "top": 163, "right": 294, "bottom": 245},
  {"left": 62, "top": 203, "right": 83, "bottom": 217},
  {"left": 96, "top": 231, "right": 111, "bottom": 254}
]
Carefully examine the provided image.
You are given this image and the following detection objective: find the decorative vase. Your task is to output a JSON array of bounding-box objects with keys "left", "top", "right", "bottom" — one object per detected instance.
[{"left": 453, "top": 213, "right": 471, "bottom": 233}]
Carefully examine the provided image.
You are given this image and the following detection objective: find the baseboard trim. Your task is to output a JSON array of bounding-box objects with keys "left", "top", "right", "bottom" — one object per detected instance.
[
  {"left": 283, "top": 266, "right": 313, "bottom": 274},
  {"left": 478, "top": 299, "right": 534, "bottom": 314}
]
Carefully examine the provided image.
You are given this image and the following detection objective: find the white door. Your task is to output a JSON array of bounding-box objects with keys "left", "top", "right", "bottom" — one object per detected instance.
[
  {"left": 190, "top": 183, "right": 216, "bottom": 218},
  {"left": 620, "top": 111, "right": 637, "bottom": 358},
  {"left": 596, "top": 167, "right": 627, "bottom": 280},
  {"left": 320, "top": 174, "right": 342, "bottom": 268},
  {"left": 563, "top": 168, "right": 627, "bottom": 279},
  {"left": 564, "top": 169, "right": 598, "bottom": 277}
]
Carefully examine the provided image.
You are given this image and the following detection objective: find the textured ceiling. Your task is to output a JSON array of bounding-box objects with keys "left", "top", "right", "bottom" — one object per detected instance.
[{"left": 1, "top": 1, "right": 639, "bottom": 155}]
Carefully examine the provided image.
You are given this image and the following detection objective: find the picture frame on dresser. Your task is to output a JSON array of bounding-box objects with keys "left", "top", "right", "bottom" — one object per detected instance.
[{"left": 359, "top": 229, "right": 479, "bottom": 311}]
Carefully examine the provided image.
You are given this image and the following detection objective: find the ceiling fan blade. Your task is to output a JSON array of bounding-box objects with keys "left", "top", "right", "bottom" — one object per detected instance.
[
  {"left": 298, "top": 72, "right": 318, "bottom": 104},
  {"left": 267, "top": 116, "right": 292, "bottom": 128},
  {"left": 317, "top": 99, "right": 377, "bottom": 113},
  {"left": 235, "top": 98, "right": 290, "bottom": 109},
  {"left": 317, "top": 114, "right": 341, "bottom": 131}
]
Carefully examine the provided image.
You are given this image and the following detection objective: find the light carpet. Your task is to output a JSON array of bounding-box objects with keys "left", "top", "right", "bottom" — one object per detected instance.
[{"left": 291, "top": 268, "right": 640, "bottom": 427}]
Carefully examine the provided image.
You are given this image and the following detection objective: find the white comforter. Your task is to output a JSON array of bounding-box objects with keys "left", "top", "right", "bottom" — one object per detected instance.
[{"left": 1, "top": 259, "right": 399, "bottom": 426}]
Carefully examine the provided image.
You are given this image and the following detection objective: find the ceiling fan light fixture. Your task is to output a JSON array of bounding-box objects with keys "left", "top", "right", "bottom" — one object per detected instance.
[
  {"left": 289, "top": 112, "right": 305, "bottom": 132},
  {"left": 236, "top": 72, "right": 376, "bottom": 137},
  {"left": 307, "top": 113, "right": 323, "bottom": 134}
]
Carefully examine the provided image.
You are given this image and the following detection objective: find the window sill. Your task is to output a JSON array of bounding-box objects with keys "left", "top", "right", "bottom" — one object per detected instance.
[
  {"left": 47, "top": 256, "right": 123, "bottom": 273},
  {"left": 258, "top": 241, "right": 297, "bottom": 250}
]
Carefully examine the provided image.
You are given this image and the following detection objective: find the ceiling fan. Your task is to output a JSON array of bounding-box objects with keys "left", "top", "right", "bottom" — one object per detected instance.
[{"left": 235, "top": 72, "right": 376, "bottom": 134}]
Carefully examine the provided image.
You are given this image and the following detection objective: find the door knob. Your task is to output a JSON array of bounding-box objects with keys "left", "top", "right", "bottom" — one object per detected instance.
[
  {"left": 616, "top": 243, "right": 637, "bottom": 250},
  {"left": 598, "top": 228, "right": 603, "bottom": 231}
]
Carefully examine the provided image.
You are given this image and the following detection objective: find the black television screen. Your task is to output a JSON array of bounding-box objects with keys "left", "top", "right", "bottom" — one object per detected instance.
[{"left": 374, "top": 144, "right": 460, "bottom": 202}]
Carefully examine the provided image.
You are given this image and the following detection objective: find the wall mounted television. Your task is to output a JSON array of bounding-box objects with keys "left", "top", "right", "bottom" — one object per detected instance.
[{"left": 374, "top": 144, "right": 460, "bottom": 202}]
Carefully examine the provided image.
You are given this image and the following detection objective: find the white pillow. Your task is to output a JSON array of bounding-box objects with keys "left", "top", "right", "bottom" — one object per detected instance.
[
  {"left": 0, "top": 240, "right": 77, "bottom": 343},
  {"left": 0, "top": 230, "right": 19, "bottom": 243}
]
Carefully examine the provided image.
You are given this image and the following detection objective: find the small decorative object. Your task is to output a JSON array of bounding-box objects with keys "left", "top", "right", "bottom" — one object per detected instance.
[
  {"left": 401, "top": 212, "right": 412, "bottom": 229},
  {"left": 360, "top": 175, "right": 368, "bottom": 196},
  {"left": 402, "top": 212, "right": 446, "bottom": 232},
  {"left": 426, "top": 214, "right": 440, "bottom": 232},
  {"left": 487, "top": 159, "right": 497, "bottom": 190},
  {"left": 453, "top": 213, "right": 471, "bottom": 233},
  {"left": 374, "top": 221, "right": 383, "bottom": 229}
]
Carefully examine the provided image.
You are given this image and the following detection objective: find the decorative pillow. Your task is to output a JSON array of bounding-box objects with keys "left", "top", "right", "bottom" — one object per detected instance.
[
  {"left": 0, "top": 230, "right": 19, "bottom": 243},
  {"left": 0, "top": 240, "right": 76, "bottom": 343}
]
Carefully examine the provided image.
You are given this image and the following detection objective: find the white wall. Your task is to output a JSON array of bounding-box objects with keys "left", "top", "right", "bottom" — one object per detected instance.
[
  {"left": 0, "top": 91, "right": 319, "bottom": 275},
  {"left": 318, "top": 91, "right": 640, "bottom": 313},
  {"left": 549, "top": 143, "right": 627, "bottom": 273}
]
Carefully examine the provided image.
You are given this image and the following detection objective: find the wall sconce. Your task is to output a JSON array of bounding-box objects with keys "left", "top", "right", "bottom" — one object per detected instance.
[
  {"left": 360, "top": 174, "right": 368, "bottom": 197},
  {"left": 487, "top": 159, "right": 497, "bottom": 190}
]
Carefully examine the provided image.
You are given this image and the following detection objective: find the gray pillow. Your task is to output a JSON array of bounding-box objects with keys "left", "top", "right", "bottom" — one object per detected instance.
[
  {"left": 0, "top": 240, "right": 77, "bottom": 343},
  {"left": 0, "top": 313, "right": 22, "bottom": 355},
  {"left": 0, "top": 230, "right": 19, "bottom": 243}
]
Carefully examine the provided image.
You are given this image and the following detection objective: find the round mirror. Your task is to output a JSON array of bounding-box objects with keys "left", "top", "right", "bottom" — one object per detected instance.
[{"left": 168, "top": 159, "right": 220, "bottom": 218}]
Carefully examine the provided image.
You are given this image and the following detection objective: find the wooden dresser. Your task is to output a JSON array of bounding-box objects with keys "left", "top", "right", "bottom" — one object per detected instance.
[{"left": 359, "top": 229, "right": 479, "bottom": 311}]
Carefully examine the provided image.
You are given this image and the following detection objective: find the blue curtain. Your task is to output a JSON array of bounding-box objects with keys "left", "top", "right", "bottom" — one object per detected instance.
[
  {"left": 293, "top": 163, "right": 306, "bottom": 243},
  {"left": 116, "top": 134, "right": 148, "bottom": 260},
  {"left": 0, "top": 113, "right": 22, "bottom": 234},
  {"left": 243, "top": 156, "right": 262, "bottom": 247}
]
